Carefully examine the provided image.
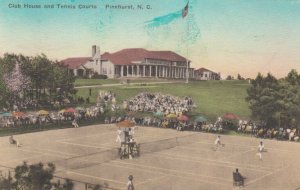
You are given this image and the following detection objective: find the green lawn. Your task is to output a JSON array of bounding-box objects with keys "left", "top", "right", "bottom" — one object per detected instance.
[
  {"left": 74, "top": 79, "right": 120, "bottom": 86},
  {"left": 76, "top": 80, "right": 251, "bottom": 121},
  {"left": 74, "top": 78, "right": 173, "bottom": 87}
]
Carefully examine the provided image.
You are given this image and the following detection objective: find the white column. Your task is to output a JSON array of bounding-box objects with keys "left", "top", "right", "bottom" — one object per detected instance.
[
  {"left": 126, "top": 65, "right": 129, "bottom": 77},
  {"left": 158, "top": 66, "right": 160, "bottom": 77},
  {"left": 167, "top": 67, "right": 169, "bottom": 78},
  {"left": 121, "top": 66, "right": 124, "bottom": 77},
  {"left": 149, "top": 66, "right": 152, "bottom": 77},
  {"left": 155, "top": 66, "right": 158, "bottom": 78},
  {"left": 131, "top": 65, "right": 134, "bottom": 77},
  {"left": 172, "top": 68, "right": 175, "bottom": 78},
  {"left": 143, "top": 65, "right": 146, "bottom": 77},
  {"left": 179, "top": 68, "right": 181, "bottom": 78},
  {"left": 166, "top": 67, "right": 168, "bottom": 78},
  {"left": 137, "top": 65, "right": 140, "bottom": 77}
]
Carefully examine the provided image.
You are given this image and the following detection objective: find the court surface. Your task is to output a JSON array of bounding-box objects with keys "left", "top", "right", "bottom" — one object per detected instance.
[{"left": 1, "top": 124, "right": 300, "bottom": 190}]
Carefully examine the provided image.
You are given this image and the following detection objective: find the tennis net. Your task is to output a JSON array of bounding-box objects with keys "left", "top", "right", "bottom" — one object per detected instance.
[
  {"left": 54, "top": 133, "right": 199, "bottom": 171},
  {"left": 139, "top": 133, "right": 199, "bottom": 154},
  {"left": 53, "top": 148, "right": 119, "bottom": 171}
]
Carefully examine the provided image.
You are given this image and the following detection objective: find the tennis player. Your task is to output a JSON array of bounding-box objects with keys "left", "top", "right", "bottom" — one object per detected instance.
[
  {"left": 127, "top": 175, "right": 134, "bottom": 190},
  {"left": 116, "top": 128, "right": 122, "bottom": 143},
  {"left": 214, "top": 135, "right": 224, "bottom": 150},
  {"left": 257, "top": 141, "right": 264, "bottom": 160}
]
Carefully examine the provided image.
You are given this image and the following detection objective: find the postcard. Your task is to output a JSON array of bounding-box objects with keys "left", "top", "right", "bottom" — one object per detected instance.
[{"left": 1, "top": 0, "right": 300, "bottom": 190}]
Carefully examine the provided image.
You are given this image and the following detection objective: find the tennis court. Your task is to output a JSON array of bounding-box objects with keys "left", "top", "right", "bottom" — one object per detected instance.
[{"left": 1, "top": 124, "right": 300, "bottom": 190}]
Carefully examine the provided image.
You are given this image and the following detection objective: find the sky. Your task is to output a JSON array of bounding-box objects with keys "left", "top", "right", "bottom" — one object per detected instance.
[{"left": 1, "top": 0, "right": 300, "bottom": 78}]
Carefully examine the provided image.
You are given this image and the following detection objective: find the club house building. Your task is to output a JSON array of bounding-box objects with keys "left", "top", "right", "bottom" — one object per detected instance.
[{"left": 61, "top": 46, "right": 194, "bottom": 79}]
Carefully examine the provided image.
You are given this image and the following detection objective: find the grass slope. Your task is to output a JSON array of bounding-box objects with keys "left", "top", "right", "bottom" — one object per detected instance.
[{"left": 76, "top": 80, "right": 251, "bottom": 121}]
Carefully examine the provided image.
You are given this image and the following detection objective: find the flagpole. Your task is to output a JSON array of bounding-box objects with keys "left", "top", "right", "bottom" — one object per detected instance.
[{"left": 185, "top": 8, "right": 189, "bottom": 84}]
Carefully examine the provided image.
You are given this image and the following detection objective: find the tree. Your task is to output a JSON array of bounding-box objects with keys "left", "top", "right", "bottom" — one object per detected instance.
[
  {"left": 0, "top": 53, "right": 76, "bottom": 107},
  {"left": 0, "top": 162, "right": 73, "bottom": 190},
  {"left": 1, "top": 54, "right": 31, "bottom": 107},
  {"left": 226, "top": 75, "right": 234, "bottom": 80},
  {"left": 246, "top": 73, "right": 281, "bottom": 126},
  {"left": 237, "top": 74, "right": 244, "bottom": 80},
  {"left": 246, "top": 71, "right": 300, "bottom": 128},
  {"left": 0, "top": 58, "right": 9, "bottom": 109},
  {"left": 4, "top": 62, "right": 31, "bottom": 96}
]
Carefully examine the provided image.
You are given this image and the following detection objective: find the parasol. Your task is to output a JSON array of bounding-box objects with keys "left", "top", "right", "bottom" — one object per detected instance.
[
  {"left": 195, "top": 115, "right": 207, "bottom": 122},
  {"left": 166, "top": 113, "right": 177, "bottom": 118},
  {"left": 58, "top": 109, "right": 66, "bottom": 114},
  {"left": 178, "top": 115, "right": 189, "bottom": 121},
  {"left": 222, "top": 113, "right": 239, "bottom": 120},
  {"left": 75, "top": 107, "right": 85, "bottom": 112},
  {"left": 116, "top": 120, "right": 135, "bottom": 128},
  {"left": 66, "top": 107, "right": 76, "bottom": 113},
  {"left": 1, "top": 112, "right": 12, "bottom": 117},
  {"left": 153, "top": 111, "right": 163, "bottom": 118},
  {"left": 36, "top": 110, "right": 49, "bottom": 115},
  {"left": 12, "top": 112, "right": 25, "bottom": 117}
]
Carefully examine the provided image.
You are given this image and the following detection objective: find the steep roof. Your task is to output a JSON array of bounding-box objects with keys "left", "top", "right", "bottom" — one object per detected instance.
[
  {"left": 60, "top": 57, "right": 91, "bottom": 69},
  {"left": 195, "top": 67, "right": 218, "bottom": 74},
  {"left": 101, "top": 48, "right": 187, "bottom": 65},
  {"left": 61, "top": 48, "right": 188, "bottom": 68}
]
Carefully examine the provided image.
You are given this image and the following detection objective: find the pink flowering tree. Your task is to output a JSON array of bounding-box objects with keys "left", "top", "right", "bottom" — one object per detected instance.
[{"left": 4, "top": 61, "right": 31, "bottom": 99}]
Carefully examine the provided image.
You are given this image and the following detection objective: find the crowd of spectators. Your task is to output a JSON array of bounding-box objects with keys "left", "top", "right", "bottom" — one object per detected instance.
[
  {"left": 124, "top": 93, "right": 195, "bottom": 116},
  {"left": 237, "top": 120, "right": 300, "bottom": 141},
  {"left": 1, "top": 91, "right": 300, "bottom": 143},
  {"left": 0, "top": 91, "right": 116, "bottom": 128}
]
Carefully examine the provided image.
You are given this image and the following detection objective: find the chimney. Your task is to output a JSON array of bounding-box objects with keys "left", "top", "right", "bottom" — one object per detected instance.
[{"left": 92, "top": 45, "right": 97, "bottom": 57}]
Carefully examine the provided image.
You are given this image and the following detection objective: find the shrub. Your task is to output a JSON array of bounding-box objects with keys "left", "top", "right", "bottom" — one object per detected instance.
[{"left": 91, "top": 73, "right": 108, "bottom": 79}]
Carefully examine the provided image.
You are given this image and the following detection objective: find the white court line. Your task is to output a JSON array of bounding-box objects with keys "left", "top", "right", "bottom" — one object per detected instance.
[
  {"left": 220, "top": 148, "right": 256, "bottom": 161},
  {"left": 0, "top": 146, "right": 22, "bottom": 152},
  {"left": 245, "top": 164, "right": 290, "bottom": 186},
  {"left": 24, "top": 146, "right": 79, "bottom": 157},
  {"left": 56, "top": 132, "right": 114, "bottom": 142},
  {"left": 152, "top": 152, "right": 273, "bottom": 172},
  {"left": 58, "top": 141, "right": 112, "bottom": 150},
  {"left": 103, "top": 162, "right": 166, "bottom": 175},
  {"left": 111, "top": 160, "right": 232, "bottom": 187},
  {"left": 112, "top": 160, "right": 232, "bottom": 183},
  {"left": 174, "top": 146, "right": 229, "bottom": 154},
  {"left": 174, "top": 145, "right": 257, "bottom": 161},
  {"left": 3, "top": 153, "right": 46, "bottom": 164},
  {"left": 66, "top": 171, "right": 126, "bottom": 185},
  {"left": 60, "top": 140, "right": 118, "bottom": 149},
  {"left": 135, "top": 175, "right": 169, "bottom": 187},
  {"left": 192, "top": 141, "right": 300, "bottom": 153},
  {"left": 19, "top": 148, "right": 69, "bottom": 158},
  {"left": 99, "top": 134, "right": 184, "bottom": 146}
]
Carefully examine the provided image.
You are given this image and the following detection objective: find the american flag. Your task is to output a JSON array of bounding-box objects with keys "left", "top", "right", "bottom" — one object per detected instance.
[{"left": 182, "top": 2, "right": 189, "bottom": 18}]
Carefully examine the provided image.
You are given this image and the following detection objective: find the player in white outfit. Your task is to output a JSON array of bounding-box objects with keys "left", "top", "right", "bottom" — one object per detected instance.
[
  {"left": 214, "top": 135, "right": 224, "bottom": 150},
  {"left": 116, "top": 128, "right": 122, "bottom": 143},
  {"left": 257, "top": 141, "right": 264, "bottom": 160}
]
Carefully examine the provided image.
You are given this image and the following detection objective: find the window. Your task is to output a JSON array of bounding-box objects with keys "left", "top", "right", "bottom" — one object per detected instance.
[{"left": 102, "top": 68, "right": 107, "bottom": 74}]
